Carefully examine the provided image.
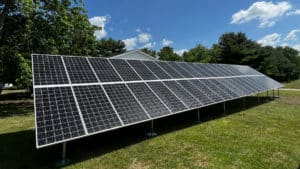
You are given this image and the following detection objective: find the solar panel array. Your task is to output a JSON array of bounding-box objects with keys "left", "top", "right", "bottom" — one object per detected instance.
[{"left": 32, "top": 54, "right": 282, "bottom": 148}]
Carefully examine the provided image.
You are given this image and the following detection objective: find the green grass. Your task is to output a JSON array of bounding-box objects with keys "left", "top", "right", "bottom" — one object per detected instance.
[
  {"left": 0, "top": 89, "right": 299, "bottom": 169},
  {"left": 283, "top": 79, "right": 300, "bottom": 89}
]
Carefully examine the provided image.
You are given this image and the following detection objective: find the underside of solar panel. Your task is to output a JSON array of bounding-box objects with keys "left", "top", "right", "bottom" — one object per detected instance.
[{"left": 32, "top": 54, "right": 282, "bottom": 148}]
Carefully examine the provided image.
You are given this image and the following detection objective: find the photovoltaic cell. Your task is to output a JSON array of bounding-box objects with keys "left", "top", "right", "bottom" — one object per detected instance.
[
  {"left": 103, "top": 84, "right": 149, "bottom": 124},
  {"left": 203, "top": 79, "right": 235, "bottom": 100},
  {"left": 127, "top": 60, "right": 158, "bottom": 80},
  {"left": 142, "top": 61, "right": 171, "bottom": 79},
  {"left": 32, "top": 55, "right": 69, "bottom": 85},
  {"left": 35, "top": 87, "right": 85, "bottom": 147},
  {"left": 63, "top": 57, "right": 98, "bottom": 84},
  {"left": 163, "top": 81, "right": 202, "bottom": 109},
  {"left": 210, "top": 79, "right": 239, "bottom": 98},
  {"left": 189, "top": 63, "right": 213, "bottom": 77},
  {"left": 231, "top": 78, "right": 254, "bottom": 94},
  {"left": 127, "top": 83, "right": 171, "bottom": 118},
  {"left": 156, "top": 61, "right": 183, "bottom": 78},
  {"left": 73, "top": 85, "right": 122, "bottom": 134},
  {"left": 190, "top": 80, "right": 224, "bottom": 102},
  {"left": 88, "top": 58, "right": 122, "bottom": 82},
  {"left": 147, "top": 82, "right": 188, "bottom": 113},
  {"left": 110, "top": 59, "right": 141, "bottom": 81},
  {"left": 177, "top": 80, "right": 214, "bottom": 105},
  {"left": 205, "top": 64, "right": 226, "bottom": 76},
  {"left": 217, "top": 78, "right": 246, "bottom": 97},
  {"left": 167, "top": 62, "right": 194, "bottom": 78},
  {"left": 176, "top": 62, "right": 200, "bottom": 77}
]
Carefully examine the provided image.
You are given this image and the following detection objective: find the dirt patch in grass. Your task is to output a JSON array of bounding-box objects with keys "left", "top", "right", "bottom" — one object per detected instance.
[
  {"left": 129, "top": 159, "right": 151, "bottom": 169},
  {"left": 278, "top": 96, "right": 300, "bottom": 105}
]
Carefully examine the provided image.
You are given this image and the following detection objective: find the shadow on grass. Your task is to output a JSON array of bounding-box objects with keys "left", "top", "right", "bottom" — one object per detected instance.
[
  {"left": 0, "top": 96, "right": 276, "bottom": 169},
  {"left": 0, "top": 90, "right": 32, "bottom": 101},
  {"left": 0, "top": 102, "right": 33, "bottom": 117}
]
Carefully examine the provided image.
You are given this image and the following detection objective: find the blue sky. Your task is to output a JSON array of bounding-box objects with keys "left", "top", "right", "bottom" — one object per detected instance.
[{"left": 85, "top": 0, "right": 300, "bottom": 54}]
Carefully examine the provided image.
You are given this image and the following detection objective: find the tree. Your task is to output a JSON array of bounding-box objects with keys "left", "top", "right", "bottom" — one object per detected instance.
[
  {"left": 259, "top": 47, "right": 297, "bottom": 81},
  {"left": 0, "top": 0, "right": 96, "bottom": 92},
  {"left": 218, "top": 32, "right": 257, "bottom": 64},
  {"left": 158, "top": 46, "right": 182, "bottom": 61},
  {"left": 141, "top": 48, "right": 157, "bottom": 58},
  {"left": 183, "top": 44, "right": 213, "bottom": 63},
  {"left": 94, "top": 38, "right": 126, "bottom": 57}
]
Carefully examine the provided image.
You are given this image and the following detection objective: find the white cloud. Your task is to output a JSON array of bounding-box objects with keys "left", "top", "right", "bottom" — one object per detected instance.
[
  {"left": 123, "top": 32, "right": 154, "bottom": 50},
  {"left": 257, "top": 33, "right": 281, "bottom": 46},
  {"left": 122, "top": 37, "right": 138, "bottom": 50},
  {"left": 231, "top": 1, "right": 292, "bottom": 28},
  {"left": 89, "top": 15, "right": 111, "bottom": 39},
  {"left": 292, "top": 44, "right": 300, "bottom": 51},
  {"left": 174, "top": 49, "right": 188, "bottom": 56},
  {"left": 162, "top": 38, "right": 173, "bottom": 46},
  {"left": 142, "top": 42, "right": 156, "bottom": 49},
  {"left": 284, "top": 29, "right": 300, "bottom": 41},
  {"left": 287, "top": 9, "right": 300, "bottom": 16},
  {"left": 138, "top": 33, "right": 151, "bottom": 43}
]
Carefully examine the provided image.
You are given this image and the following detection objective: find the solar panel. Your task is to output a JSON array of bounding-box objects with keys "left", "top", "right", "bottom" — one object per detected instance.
[
  {"left": 88, "top": 57, "right": 122, "bottom": 82},
  {"left": 73, "top": 85, "right": 122, "bottom": 134},
  {"left": 35, "top": 87, "right": 86, "bottom": 147},
  {"left": 163, "top": 81, "right": 202, "bottom": 109},
  {"left": 231, "top": 78, "right": 255, "bottom": 94},
  {"left": 166, "top": 62, "right": 194, "bottom": 78},
  {"left": 63, "top": 56, "right": 98, "bottom": 84},
  {"left": 176, "top": 62, "right": 200, "bottom": 77},
  {"left": 147, "top": 82, "right": 188, "bottom": 113},
  {"left": 156, "top": 61, "right": 183, "bottom": 78},
  {"left": 103, "top": 84, "right": 149, "bottom": 124},
  {"left": 177, "top": 80, "right": 214, "bottom": 105},
  {"left": 205, "top": 64, "right": 226, "bottom": 77},
  {"left": 32, "top": 54, "right": 282, "bottom": 148},
  {"left": 190, "top": 63, "right": 214, "bottom": 77},
  {"left": 190, "top": 80, "right": 224, "bottom": 102},
  {"left": 110, "top": 59, "right": 141, "bottom": 81},
  {"left": 127, "top": 83, "right": 171, "bottom": 118},
  {"left": 142, "top": 61, "right": 171, "bottom": 79},
  {"left": 32, "top": 55, "right": 69, "bottom": 85},
  {"left": 127, "top": 60, "right": 158, "bottom": 80},
  {"left": 202, "top": 79, "right": 234, "bottom": 100},
  {"left": 217, "top": 78, "right": 246, "bottom": 97}
]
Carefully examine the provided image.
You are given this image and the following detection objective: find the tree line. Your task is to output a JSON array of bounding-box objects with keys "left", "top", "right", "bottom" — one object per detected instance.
[{"left": 0, "top": 0, "right": 299, "bottom": 93}]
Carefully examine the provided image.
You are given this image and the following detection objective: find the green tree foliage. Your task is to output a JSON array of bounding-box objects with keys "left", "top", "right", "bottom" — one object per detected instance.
[
  {"left": 218, "top": 32, "right": 258, "bottom": 65},
  {"left": 215, "top": 32, "right": 300, "bottom": 82},
  {"left": 141, "top": 48, "right": 157, "bottom": 58},
  {"left": 94, "top": 38, "right": 126, "bottom": 57},
  {"left": 158, "top": 46, "right": 182, "bottom": 61},
  {"left": 0, "top": 0, "right": 96, "bottom": 92},
  {"left": 183, "top": 44, "right": 213, "bottom": 63}
]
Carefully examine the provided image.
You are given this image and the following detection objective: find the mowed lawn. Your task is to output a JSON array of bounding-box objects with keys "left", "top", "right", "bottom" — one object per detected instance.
[
  {"left": 283, "top": 79, "right": 300, "bottom": 89},
  {"left": 0, "top": 87, "right": 299, "bottom": 169}
]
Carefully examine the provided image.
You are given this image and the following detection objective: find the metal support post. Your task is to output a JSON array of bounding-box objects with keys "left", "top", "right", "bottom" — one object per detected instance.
[
  {"left": 223, "top": 102, "right": 226, "bottom": 115},
  {"left": 243, "top": 97, "right": 246, "bottom": 109},
  {"left": 62, "top": 142, "right": 66, "bottom": 163},
  {"left": 147, "top": 120, "right": 157, "bottom": 137},
  {"left": 272, "top": 89, "right": 275, "bottom": 98},
  {"left": 197, "top": 109, "right": 201, "bottom": 122},
  {"left": 277, "top": 88, "right": 280, "bottom": 98},
  {"left": 56, "top": 142, "right": 70, "bottom": 166},
  {"left": 257, "top": 93, "right": 260, "bottom": 104}
]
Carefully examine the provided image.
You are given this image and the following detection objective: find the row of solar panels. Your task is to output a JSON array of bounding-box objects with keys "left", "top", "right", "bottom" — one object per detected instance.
[
  {"left": 32, "top": 54, "right": 261, "bottom": 86},
  {"left": 35, "top": 75, "right": 281, "bottom": 148}
]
